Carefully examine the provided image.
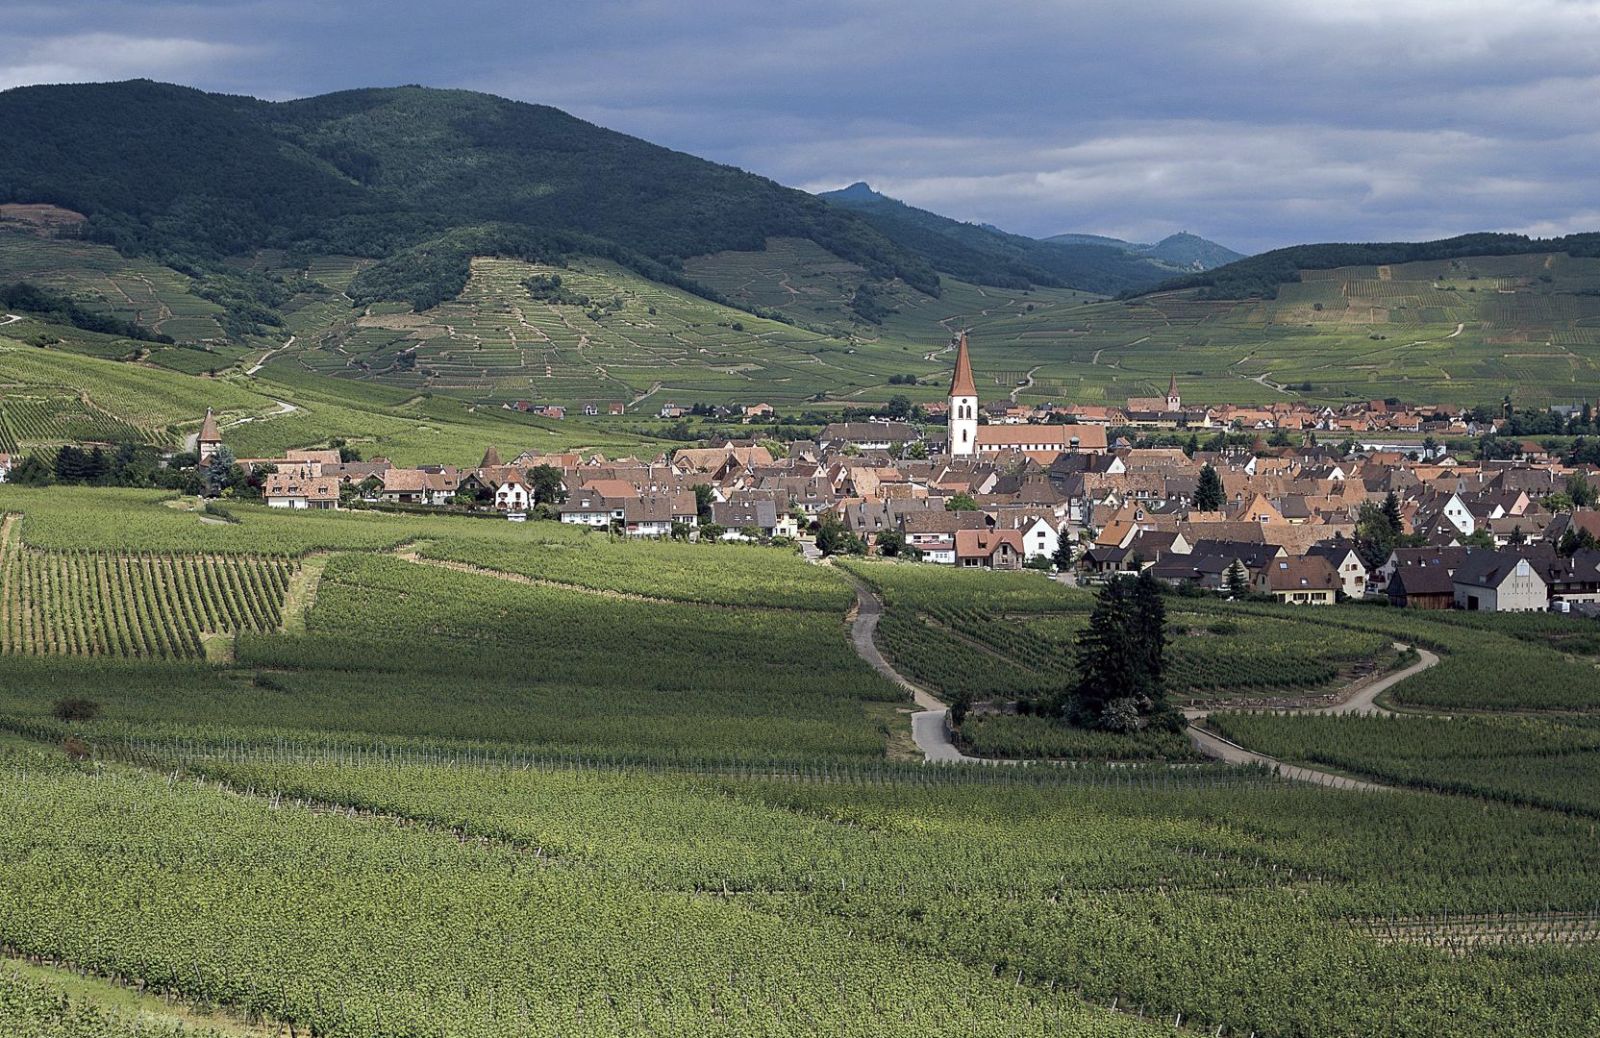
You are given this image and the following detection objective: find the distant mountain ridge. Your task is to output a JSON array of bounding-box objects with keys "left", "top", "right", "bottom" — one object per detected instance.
[
  {"left": 821, "top": 182, "right": 1244, "bottom": 293},
  {"left": 818, "top": 182, "right": 1213, "bottom": 295},
  {"left": 1043, "top": 231, "right": 1245, "bottom": 270}
]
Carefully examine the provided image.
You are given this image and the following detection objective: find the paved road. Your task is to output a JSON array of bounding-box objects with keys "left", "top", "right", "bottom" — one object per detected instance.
[
  {"left": 0, "top": 314, "right": 22, "bottom": 328},
  {"left": 844, "top": 576, "right": 974, "bottom": 762},
  {"left": 1184, "top": 725, "right": 1394, "bottom": 792}
]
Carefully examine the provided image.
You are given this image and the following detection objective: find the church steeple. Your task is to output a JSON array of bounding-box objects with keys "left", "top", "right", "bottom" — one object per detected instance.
[
  {"left": 1165, "top": 373, "right": 1181, "bottom": 413},
  {"left": 949, "top": 332, "right": 978, "bottom": 399},
  {"left": 947, "top": 332, "right": 979, "bottom": 457}
]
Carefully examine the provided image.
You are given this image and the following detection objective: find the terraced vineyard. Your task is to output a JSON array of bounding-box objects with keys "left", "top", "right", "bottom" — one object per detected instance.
[
  {"left": 0, "top": 230, "right": 229, "bottom": 342},
  {"left": 285, "top": 256, "right": 940, "bottom": 406},
  {"left": 0, "top": 520, "right": 294, "bottom": 659},
  {"left": 0, "top": 394, "right": 161, "bottom": 451}
]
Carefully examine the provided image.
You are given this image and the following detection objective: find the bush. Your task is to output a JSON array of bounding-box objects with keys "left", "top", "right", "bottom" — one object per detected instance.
[{"left": 52, "top": 696, "right": 102, "bottom": 722}]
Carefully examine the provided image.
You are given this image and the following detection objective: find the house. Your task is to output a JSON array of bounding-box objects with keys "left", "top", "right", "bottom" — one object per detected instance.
[
  {"left": 621, "top": 493, "right": 697, "bottom": 537},
  {"left": 1014, "top": 516, "right": 1060, "bottom": 562},
  {"left": 1254, "top": 556, "right": 1340, "bottom": 605},
  {"left": 901, "top": 510, "right": 989, "bottom": 564},
  {"left": 818, "top": 422, "right": 919, "bottom": 452},
  {"left": 493, "top": 470, "right": 532, "bottom": 512},
  {"left": 558, "top": 492, "right": 622, "bottom": 528},
  {"left": 0, "top": 452, "right": 11, "bottom": 482},
  {"left": 1386, "top": 563, "right": 1456, "bottom": 610},
  {"left": 955, "top": 528, "right": 1025, "bottom": 570},
  {"left": 1548, "top": 550, "right": 1600, "bottom": 604},
  {"left": 263, "top": 473, "right": 340, "bottom": 510},
  {"left": 711, "top": 499, "right": 780, "bottom": 539},
  {"left": 1305, "top": 542, "right": 1368, "bottom": 599},
  {"left": 741, "top": 403, "right": 774, "bottom": 422},
  {"left": 379, "top": 468, "right": 457, "bottom": 506},
  {"left": 1452, "top": 552, "right": 1548, "bottom": 612},
  {"left": 608, "top": 402, "right": 627, "bottom": 416}
]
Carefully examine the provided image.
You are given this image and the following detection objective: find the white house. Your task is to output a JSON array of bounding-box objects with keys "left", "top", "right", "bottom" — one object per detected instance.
[
  {"left": 1439, "top": 492, "right": 1476, "bottom": 537},
  {"left": 1452, "top": 552, "right": 1547, "bottom": 612},
  {"left": 493, "top": 472, "right": 532, "bottom": 512},
  {"left": 558, "top": 493, "right": 623, "bottom": 528},
  {"left": 1016, "top": 516, "right": 1060, "bottom": 562},
  {"left": 1307, "top": 543, "right": 1368, "bottom": 599}
]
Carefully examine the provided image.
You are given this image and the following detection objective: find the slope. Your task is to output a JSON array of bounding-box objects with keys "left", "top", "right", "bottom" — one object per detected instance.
[
  {"left": 1041, "top": 231, "right": 1245, "bottom": 270},
  {"left": 0, "top": 80, "right": 937, "bottom": 297},
  {"left": 820, "top": 182, "right": 1178, "bottom": 294}
]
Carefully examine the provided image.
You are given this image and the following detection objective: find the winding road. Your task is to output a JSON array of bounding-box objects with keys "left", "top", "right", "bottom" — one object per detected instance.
[
  {"left": 1180, "top": 645, "right": 1439, "bottom": 790},
  {"left": 0, "top": 314, "right": 22, "bottom": 328},
  {"left": 845, "top": 578, "right": 974, "bottom": 762},
  {"left": 842, "top": 571, "right": 1443, "bottom": 787},
  {"left": 246, "top": 335, "right": 297, "bottom": 376}
]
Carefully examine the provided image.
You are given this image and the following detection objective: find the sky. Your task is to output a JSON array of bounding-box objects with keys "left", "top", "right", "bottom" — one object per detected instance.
[{"left": 5, "top": 0, "right": 1600, "bottom": 254}]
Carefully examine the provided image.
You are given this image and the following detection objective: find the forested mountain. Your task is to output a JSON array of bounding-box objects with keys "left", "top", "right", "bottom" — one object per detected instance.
[
  {"left": 0, "top": 81, "right": 938, "bottom": 307},
  {"left": 1149, "top": 232, "right": 1600, "bottom": 299},
  {"left": 819, "top": 182, "right": 1187, "bottom": 294},
  {"left": 1041, "top": 231, "right": 1244, "bottom": 270}
]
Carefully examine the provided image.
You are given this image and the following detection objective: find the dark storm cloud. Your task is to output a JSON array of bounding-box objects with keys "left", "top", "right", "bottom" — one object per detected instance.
[{"left": 5, "top": 0, "right": 1599, "bottom": 251}]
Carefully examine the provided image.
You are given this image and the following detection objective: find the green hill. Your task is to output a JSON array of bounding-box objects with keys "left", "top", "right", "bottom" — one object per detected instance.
[
  {"left": 5, "top": 81, "right": 1600, "bottom": 418},
  {"left": 0, "top": 80, "right": 938, "bottom": 301},
  {"left": 1040, "top": 231, "right": 1244, "bottom": 271},
  {"left": 1150, "top": 232, "right": 1600, "bottom": 300}
]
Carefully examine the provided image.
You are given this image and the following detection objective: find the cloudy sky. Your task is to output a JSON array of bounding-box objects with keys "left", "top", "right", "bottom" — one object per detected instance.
[{"left": 5, "top": 0, "right": 1599, "bottom": 253}]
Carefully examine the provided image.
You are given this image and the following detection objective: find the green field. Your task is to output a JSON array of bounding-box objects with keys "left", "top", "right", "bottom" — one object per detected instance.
[
  {"left": 0, "top": 489, "right": 1598, "bottom": 1036},
  {"left": 14, "top": 226, "right": 1600, "bottom": 423}
]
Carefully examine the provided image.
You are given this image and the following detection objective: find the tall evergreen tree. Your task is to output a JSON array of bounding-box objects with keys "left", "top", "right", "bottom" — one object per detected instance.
[
  {"left": 1071, "top": 575, "right": 1172, "bottom": 732},
  {"left": 1194, "top": 463, "right": 1225, "bottom": 512},
  {"left": 1131, "top": 569, "right": 1167, "bottom": 702},
  {"left": 1381, "top": 491, "right": 1404, "bottom": 535},
  {"left": 1224, "top": 560, "right": 1250, "bottom": 599}
]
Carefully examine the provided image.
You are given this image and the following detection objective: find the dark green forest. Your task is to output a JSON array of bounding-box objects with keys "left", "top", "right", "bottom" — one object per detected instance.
[
  {"left": 1150, "top": 232, "right": 1600, "bottom": 300},
  {"left": 0, "top": 80, "right": 938, "bottom": 307}
]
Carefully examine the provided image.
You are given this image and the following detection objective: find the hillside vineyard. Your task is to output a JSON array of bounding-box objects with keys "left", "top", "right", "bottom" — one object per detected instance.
[{"left": 2, "top": 75, "right": 1600, "bottom": 1038}]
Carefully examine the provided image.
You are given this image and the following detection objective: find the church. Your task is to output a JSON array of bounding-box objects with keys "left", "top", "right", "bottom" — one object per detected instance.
[{"left": 946, "top": 332, "right": 1107, "bottom": 462}]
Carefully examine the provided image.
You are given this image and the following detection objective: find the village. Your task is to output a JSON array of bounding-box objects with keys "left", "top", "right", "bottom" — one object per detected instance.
[{"left": 179, "top": 333, "right": 1600, "bottom": 616}]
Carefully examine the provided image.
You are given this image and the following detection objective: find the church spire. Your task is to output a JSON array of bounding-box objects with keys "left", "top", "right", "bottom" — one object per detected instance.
[{"left": 949, "top": 332, "right": 977, "bottom": 399}]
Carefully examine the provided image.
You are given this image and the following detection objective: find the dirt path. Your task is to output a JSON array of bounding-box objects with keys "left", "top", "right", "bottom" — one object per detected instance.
[
  {"left": 842, "top": 575, "right": 973, "bottom": 763},
  {"left": 245, "top": 335, "right": 296, "bottom": 376},
  {"left": 0, "top": 314, "right": 22, "bottom": 328},
  {"left": 1181, "top": 644, "right": 1442, "bottom": 789},
  {"left": 846, "top": 565, "right": 1444, "bottom": 784},
  {"left": 1008, "top": 365, "right": 1040, "bottom": 403}
]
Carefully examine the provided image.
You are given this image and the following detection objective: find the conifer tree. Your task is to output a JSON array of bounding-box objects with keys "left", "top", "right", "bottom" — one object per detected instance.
[
  {"left": 1225, "top": 560, "right": 1250, "bottom": 599},
  {"left": 1194, "top": 463, "right": 1225, "bottom": 512}
]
